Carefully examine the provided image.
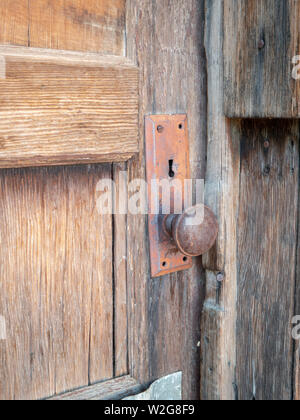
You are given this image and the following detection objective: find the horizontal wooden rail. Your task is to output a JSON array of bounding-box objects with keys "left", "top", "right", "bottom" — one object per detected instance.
[
  {"left": 49, "top": 376, "right": 144, "bottom": 400},
  {"left": 0, "top": 46, "right": 139, "bottom": 168}
]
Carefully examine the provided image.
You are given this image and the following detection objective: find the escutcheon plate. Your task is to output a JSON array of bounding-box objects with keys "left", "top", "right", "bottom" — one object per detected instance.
[{"left": 145, "top": 114, "right": 193, "bottom": 278}]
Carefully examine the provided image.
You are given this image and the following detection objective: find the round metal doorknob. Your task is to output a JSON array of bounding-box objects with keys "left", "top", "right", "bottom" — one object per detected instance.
[{"left": 163, "top": 205, "right": 219, "bottom": 257}]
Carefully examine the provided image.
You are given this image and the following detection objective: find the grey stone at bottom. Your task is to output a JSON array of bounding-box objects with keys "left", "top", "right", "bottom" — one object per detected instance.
[{"left": 123, "top": 372, "right": 182, "bottom": 401}]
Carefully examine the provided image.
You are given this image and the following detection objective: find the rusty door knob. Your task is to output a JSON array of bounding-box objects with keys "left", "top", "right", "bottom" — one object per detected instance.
[{"left": 164, "top": 205, "right": 219, "bottom": 257}]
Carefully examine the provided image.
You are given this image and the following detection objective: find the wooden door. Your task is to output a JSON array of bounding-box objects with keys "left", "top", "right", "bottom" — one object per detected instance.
[
  {"left": 3, "top": 0, "right": 298, "bottom": 402},
  {"left": 0, "top": 0, "right": 135, "bottom": 400},
  {"left": 0, "top": 0, "right": 205, "bottom": 400}
]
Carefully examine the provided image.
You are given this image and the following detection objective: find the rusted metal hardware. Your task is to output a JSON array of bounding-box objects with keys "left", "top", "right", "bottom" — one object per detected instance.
[
  {"left": 145, "top": 115, "right": 219, "bottom": 278},
  {"left": 145, "top": 114, "right": 192, "bottom": 277},
  {"left": 164, "top": 205, "right": 219, "bottom": 257}
]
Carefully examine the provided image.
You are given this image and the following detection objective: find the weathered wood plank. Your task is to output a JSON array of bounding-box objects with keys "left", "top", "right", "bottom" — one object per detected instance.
[
  {"left": 202, "top": 1, "right": 300, "bottom": 401},
  {"left": 50, "top": 376, "right": 142, "bottom": 401},
  {"left": 126, "top": 0, "right": 154, "bottom": 389},
  {"left": 0, "top": 46, "right": 138, "bottom": 168},
  {"left": 113, "top": 163, "right": 128, "bottom": 377},
  {"left": 224, "top": 0, "right": 300, "bottom": 118},
  {"left": 236, "top": 120, "right": 299, "bottom": 400},
  {"left": 25, "top": 2, "right": 130, "bottom": 382},
  {"left": 126, "top": 0, "right": 206, "bottom": 399},
  {"left": 29, "top": 0, "right": 126, "bottom": 55},
  {"left": 0, "top": 0, "right": 29, "bottom": 46},
  {"left": 0, "top": 0, "right": 127, "bottom": 400},
  {"left": 0, "top": 165, "right": 114, "bottom": 400},
  {"left": 295, "top": 345, "right": 300, "bottom": 399},
  {"left": 200, "top": 0, "right": 240, "bottom": 400},
  {"left": 294, "top": 174, "right": 300, "bottom": 400}
]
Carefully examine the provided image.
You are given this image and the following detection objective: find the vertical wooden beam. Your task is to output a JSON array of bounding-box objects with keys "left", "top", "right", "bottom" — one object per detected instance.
[
  {"left": 0, "top": 0, "right": 127, "bottom": 398},
  {"left": 113, "top": 163, "right": 129, "bottom": 377},
  {"left": 126, "top": 0, "right": 207, "bottom": 399},
  {"left": 236, "top": 120, "right": 299, "bottom": 400},
  {"left": 295, "top": 188, "right": 300, "bottom": 400},
  {"left": 295, "top": 345, "right": 300, "bottom": 400},
  {"left": 200, "top": 0, "right": 240, "bottom": 400},
  {"left": 126, "top": 0, "right": 151, "bottom": 385}
]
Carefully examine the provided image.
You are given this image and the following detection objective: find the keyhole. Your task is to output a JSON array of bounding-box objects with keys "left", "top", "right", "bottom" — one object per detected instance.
[{"left": 169, "top": 160, "right": 175, "bottom": 178}]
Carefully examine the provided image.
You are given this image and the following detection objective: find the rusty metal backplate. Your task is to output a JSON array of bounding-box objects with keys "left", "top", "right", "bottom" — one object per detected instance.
[{"left": 145, "top": 114, "right": 192, "bottom": 278}]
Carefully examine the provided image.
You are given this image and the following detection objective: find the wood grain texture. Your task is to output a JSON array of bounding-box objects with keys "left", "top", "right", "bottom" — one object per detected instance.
[
  {"left": 200, "top": 0, "right": 240, "bottom": 400},
  {"left": 295, "top": 345, "right": 300, "bottom": 399},
  {"left": 29, "top": 0, "right": 125, "bottom": 55},
  {"left": 113, "top": 163, "right": 128, "bottom": 377},
  {"left": 236, "top": 120, "right": 299, "bottom": 400},
  {"left": 0, "top": 0, "right": 29, "bottom": 46},
  {"left": 126, "top": 0, "right": 207, "bottom": 399},
  {"left": 0, "top": 165, "right": 114, "bottom": 400},
  {"left": 0, "top": 0, "right": 126, "bottom": 55},
  {"left": 294, "top": 173, "right": 300, "bottom": 400},
  {"left": 0, "top": 46, "right": 138, "bottom": 168},
  {"left": 25, "top": 3, "right": 130, "bottom": 387},
  {"left": 224, "top": 0, "right": 300, "bottom": 118},
  {"left": 50, "top": 375, "right": 143, "bottom": 400},
  {"left": 0, "top": 0, "right": 130, "bottom": 400}
]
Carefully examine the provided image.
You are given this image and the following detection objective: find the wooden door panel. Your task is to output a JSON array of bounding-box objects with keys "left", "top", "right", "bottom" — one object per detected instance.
[
  {"left": 0, "top": 46, "right": 138, "bottom": 168},
  {"left": 0, "top": 0, "right": 29, "bottom": 46},
  {"left": 113, "top": 163, "right": 128, "bottom": 378},
  {"left": 0, "top": 0, "right": 126, "bottom": 55},
  {"left": 29, "top": 0, "right": 126, "bottom": 54},
  {"left": 0, "top": 0, "right": 129, "bottom": 400},
  {"left": 0, "top": 165, "right": 114, "bottom": 399},
  {"left": 126, "top": 0, "right": 206, "bottom": 399}
]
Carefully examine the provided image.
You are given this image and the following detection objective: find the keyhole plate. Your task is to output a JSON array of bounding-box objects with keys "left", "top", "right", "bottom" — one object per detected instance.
[{"left": 145, "top": 114, "right": 192, "bottom": 278}]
